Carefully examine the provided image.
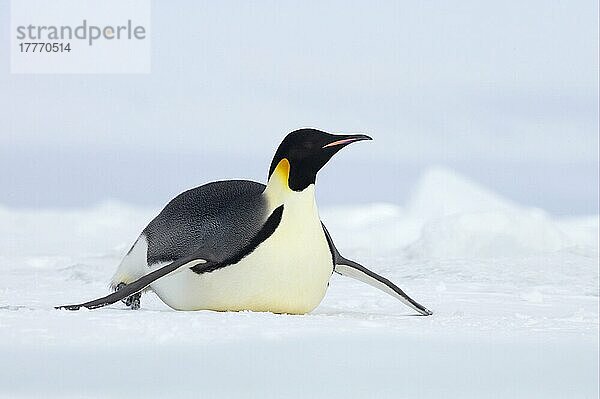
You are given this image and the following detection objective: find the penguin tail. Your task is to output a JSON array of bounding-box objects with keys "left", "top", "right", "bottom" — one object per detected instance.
[{"left": 108, "top": 235, "right": 149, "bottom": 291}]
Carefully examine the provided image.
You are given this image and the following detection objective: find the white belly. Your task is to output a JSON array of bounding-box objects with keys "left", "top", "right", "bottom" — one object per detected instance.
[{"left": 150, "top": 187, "right": 333, "bottom": 314}]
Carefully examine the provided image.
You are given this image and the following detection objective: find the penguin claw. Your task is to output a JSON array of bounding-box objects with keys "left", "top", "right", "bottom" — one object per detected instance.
[
  {"left": 115, "top": 282, "right": 141, "bottom": 310},
  {"left": 126, "top": 293, "right": 141, "bottom": 310}
]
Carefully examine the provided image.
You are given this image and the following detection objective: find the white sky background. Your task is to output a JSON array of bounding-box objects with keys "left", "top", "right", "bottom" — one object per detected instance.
[{"left": 0, "top": 1, "right": 598, "bottom": 214}]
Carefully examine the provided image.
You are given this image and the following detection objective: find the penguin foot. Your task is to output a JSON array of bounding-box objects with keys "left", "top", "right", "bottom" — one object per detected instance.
[
  {"left": 115, "top": 282, "right": 141, "bottom": 310},
  {"left": 125, "top": 292, "right": 141, "bottom": 310}
]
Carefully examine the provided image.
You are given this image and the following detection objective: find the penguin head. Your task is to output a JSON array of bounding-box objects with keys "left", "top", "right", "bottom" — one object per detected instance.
[{"left": 268, "top": 128, "right": 372, "bottom": 191}]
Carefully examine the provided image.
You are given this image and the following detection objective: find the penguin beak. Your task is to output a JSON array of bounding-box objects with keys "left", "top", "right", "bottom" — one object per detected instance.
[{"left": 322, "top": 134, "right": 373, "bottom": 149}]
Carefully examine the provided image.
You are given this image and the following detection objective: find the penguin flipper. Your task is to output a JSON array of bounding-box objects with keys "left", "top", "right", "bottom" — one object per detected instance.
[
  {"left": 321, "top": 223, "right": 433, "bottom": 316},
  {"left": 56, "top": 255, "right": 215, "bottom": 311}
]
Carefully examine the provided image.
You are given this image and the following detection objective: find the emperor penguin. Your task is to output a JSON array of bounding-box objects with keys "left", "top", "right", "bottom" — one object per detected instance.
[{"left": 58, "top": 129, "right": 432, "bottom": 316}]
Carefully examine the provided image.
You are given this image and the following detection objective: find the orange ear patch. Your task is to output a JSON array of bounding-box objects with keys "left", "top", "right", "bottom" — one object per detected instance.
[{"left": 274, "top": 158, "right": 290, "bottom": 187}]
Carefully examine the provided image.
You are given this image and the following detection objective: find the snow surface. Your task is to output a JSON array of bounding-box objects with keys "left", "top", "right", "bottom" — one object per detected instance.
[{"left": 0, "top": 167, "right": 598, "bottom": 398}]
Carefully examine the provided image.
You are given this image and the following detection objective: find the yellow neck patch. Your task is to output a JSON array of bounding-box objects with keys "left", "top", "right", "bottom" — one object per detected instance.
[
  {"left": 265, "top": 158, "right": 292, "bottom": 207},
  {"left": 272, "top": 158, "right": 290, "bottom": 187}
]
